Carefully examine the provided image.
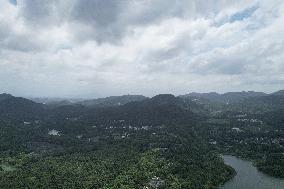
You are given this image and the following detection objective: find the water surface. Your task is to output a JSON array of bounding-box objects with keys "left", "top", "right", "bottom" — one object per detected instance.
[{"left": 220, "top": 155, "right": 284, "bottom": 189}]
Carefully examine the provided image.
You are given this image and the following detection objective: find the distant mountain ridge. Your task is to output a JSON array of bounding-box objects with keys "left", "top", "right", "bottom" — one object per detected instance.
[
  {"left": 180, "top": 91, "right": 267, "bottom": 104},
  {"left": 0, "top": 93, "right": 45, "bottom": 119},
  {"left": 0, "top": 93, "right": 14, "bottom": 102},
  {"left": 30, "top": 97, "right": 84, "bottom": 105},
  {"left": 89, "top": 94, "right": 200, "bottom": 125},
  {"left": 271, "top": 90, "right": 284, "bottom": 96},
  {"left": 1, "top": 89, "right": 283, "bottom": 116},
  {"left": 77, "top": 95, "right": 148, "bottom": 107}
]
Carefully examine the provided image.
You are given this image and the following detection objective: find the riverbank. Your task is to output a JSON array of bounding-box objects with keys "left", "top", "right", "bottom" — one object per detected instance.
[
  {"left": 220, "top": 155, "right": 284, "bottom": 189},
  {"left": 221, "top": 151, "right": 284, "bottom": 178}
]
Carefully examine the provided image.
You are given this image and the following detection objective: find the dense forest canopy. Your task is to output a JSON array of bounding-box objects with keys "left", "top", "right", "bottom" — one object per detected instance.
[{"left": 0, "top": 90, "right": 284, "bottom": 188}]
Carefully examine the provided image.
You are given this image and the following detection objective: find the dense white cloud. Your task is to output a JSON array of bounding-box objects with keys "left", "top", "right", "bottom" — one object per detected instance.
[{"left": 0, "top": 0, "right": 283, "bottom": 97}]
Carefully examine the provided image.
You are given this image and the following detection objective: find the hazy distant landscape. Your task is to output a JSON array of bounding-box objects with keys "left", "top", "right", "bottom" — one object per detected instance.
[
  {"left": 1, "top": 0, "right": 284, "bottom": 188},
  {"left": 0, "top": 90, "right": 284, "bottom": 188}
]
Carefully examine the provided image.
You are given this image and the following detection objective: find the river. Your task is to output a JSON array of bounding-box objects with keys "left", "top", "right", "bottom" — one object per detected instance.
[{"left": 220, "top": 155, "right": 284, "bottom": 189}]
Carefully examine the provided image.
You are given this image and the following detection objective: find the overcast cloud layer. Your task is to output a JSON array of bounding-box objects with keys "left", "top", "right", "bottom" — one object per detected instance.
[{"left": 0, "top": 0, "right": 284, "bottom": 97}]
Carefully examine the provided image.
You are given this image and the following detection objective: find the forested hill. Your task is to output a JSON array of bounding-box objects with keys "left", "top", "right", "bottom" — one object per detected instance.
[
  {"left": 180, "top": 90, "right": 284, "bottom": 113},
  {"left": 0, "top": 93, "right": 234, "bottom": 189},
  {"left": 271, "top": 90, "right": 284, "bottom": 96},
  {"left": 180, "top": 91, "right": 266, "bottom": 103},
  {"left": 0, "top": 93, "right": 45, "bottom": 120},
  {"left": 1, "top": 91, "right": 284, "bottom": 188},
  {"left": 77, "top": 95, "right": 148, "bottom": 107},
  {"left": 88, "top": 94, "right": 202, "bottom": 125}
]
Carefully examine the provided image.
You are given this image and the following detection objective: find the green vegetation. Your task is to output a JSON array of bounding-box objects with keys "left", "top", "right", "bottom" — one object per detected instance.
[
  {"left": 1, "top": 91, "right": 284, "bottom": 188},
  {"left": 0, "top": 123, "right": 234, "bottom": 189}
]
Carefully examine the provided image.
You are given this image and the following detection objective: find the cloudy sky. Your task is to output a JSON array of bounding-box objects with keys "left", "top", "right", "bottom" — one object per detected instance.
[{"left": 0, "top": 0, "right": 284, "bottom": 98}]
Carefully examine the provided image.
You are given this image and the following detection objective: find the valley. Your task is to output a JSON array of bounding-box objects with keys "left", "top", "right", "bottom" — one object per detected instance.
[{"left": 0, "top": 91, "right": 283, "bottom": 188}]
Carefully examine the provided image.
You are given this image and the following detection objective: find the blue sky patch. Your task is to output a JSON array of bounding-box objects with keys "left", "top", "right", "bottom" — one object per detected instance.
[
  {"left": 9, "top": 0, "right": 17, "bottom": 6},
  {"left": 229, "top": 5, "right": 258, "bottom": 23}
]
